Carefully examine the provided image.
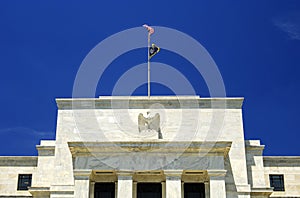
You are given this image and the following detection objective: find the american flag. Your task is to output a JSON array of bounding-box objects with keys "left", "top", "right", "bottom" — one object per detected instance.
[{"left": 143, "top": 24, "right": 154, "bottom": 35}]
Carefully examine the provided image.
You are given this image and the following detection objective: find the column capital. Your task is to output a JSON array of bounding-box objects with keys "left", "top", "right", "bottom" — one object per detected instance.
[
  {"left": 164, "top": 170, "right": 182, "bottom": 181},
  {"left": 117, "top": 171, "right": 133, "bottom": 180},
  {"left": 73, "top": 169, "right": 92, "bottom": 180},
  {"left": 164, "top": 170, "right": 183, "bottom": 176},
  {"left": 207, "top": 169, "right": 227, "bottom": 177},
  {"left": 117, "top": 170, "right": 133, "bottom": 175}
]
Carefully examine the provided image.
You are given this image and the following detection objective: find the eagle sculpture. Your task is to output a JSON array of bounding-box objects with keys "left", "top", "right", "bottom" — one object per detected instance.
[{"left": 138, "top": 112, "right": 163, "bottom": 139}]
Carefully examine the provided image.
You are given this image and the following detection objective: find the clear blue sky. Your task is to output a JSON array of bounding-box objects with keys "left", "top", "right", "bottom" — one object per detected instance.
[{"left": 0, "top": 1, "right": 300, "bottom": 156}]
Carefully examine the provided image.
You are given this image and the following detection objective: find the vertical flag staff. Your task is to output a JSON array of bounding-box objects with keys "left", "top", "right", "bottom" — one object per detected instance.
[{"left": 143, "top": 24, "right": 160, "bottom": 98}]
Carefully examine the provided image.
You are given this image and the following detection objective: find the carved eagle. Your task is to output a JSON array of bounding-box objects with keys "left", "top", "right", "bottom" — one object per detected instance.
[{"left": 138, "top": 112, "right": 162, "bottom": 139}]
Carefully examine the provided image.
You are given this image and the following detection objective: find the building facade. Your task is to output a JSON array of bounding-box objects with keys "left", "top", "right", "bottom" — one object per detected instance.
[{"left": 0, "top": 96, "right": 299, "bottom": 198}]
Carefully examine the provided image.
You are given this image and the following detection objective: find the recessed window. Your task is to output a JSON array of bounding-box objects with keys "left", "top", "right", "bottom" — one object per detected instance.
[
  {"left": 94, "top": 182, "right": 115, "bottom": 198},
  {"left": 184, "top": 183, "right": 205, "bottom": 198},
  {"left": 269, "top": 174, "right": 285, "bottom": 191},
  {"left": 17, "top": 174, "right": 32, "bottom": 190},
  {"left": 137, "top": 183, "right": 162, "bottom": 198}
]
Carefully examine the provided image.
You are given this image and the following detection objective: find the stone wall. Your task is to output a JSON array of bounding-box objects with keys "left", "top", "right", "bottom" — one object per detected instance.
[
  {"left": 0, "top": 157, "right": 37, "bottom": 197},
  {"left": 264, "top": 156, "right": 300, "bottom": 197},
  {"left": 32, "top": 140, "right": 55, "bottom": 187},
  {"left": 54, "top": 96, "right": 251, "bottom": 197}
]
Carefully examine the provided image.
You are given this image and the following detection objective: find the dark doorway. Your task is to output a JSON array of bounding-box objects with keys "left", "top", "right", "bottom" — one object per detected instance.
[
  {"left": 184, "top": 183, "right": 205, "bottom": 198},
  {"left": 94, "top": 182, "right": 115, "bottom": 198},
  {"left": 137, "top": 183, "right": 162, "bottom": 198}
]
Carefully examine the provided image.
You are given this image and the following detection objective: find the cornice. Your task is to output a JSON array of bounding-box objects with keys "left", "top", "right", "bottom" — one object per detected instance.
[
  {"left": 56, "top": 96, "right": 244, "bottom": 110},
  {"left": 68, "top": 141, "right": 232, "bottom": 157}
]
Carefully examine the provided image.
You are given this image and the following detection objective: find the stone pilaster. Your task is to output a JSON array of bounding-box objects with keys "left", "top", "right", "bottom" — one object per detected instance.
[
  {"left": 117, "top": 171, "right": 133, "bottom": 198},
  {"left": 73, "top": 170, "right": 91, "bottom": 198},
  {"left": 207, "top": 170, "right": 227, "bottom": 198},
  {"left": 133, "top": 181, "right": 137, "bottom": 198},
  {"left": 89, "top": 181, "right": 95, "bottom": 198},
  {"left": 164, "top": 170, "right": 182, "bottom": 198},
  {"left": 181, "top": 182, "right": 184, "bottom": 198},
  {"left": 204, "top": 181, "right": 210, "bottom": 198},
  {"left": 162, "top": 181, "right": 166, "bottom": 198}
]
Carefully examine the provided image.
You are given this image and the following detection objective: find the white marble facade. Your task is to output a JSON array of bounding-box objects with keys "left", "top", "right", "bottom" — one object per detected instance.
[{"left": 0, "top": 96, "right": 299, "bottom": 197}]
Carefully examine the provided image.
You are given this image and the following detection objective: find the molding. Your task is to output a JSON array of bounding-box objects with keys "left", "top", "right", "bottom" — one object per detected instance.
[
  {"left": 164, "top": 170, "right": 182, "bottom": 180},
  {"left": 56, "top": 97, "right": 244, "bottom": 110},
  {"left": 117, "top": 171, "right": 133, "bottom": 180},
  {"left": 264, "top": 156, "right": 300, "bottom": 160},
  {"left": 0, "top": 156, "right": 37, "bottom": 167},
  {"left": 0, "top": 196, "right": 33, "bottom": 198},
  {"left": 68, "top": 141, "right": 232, "bottom": 156},
  {"left": 49, "top": 185, "right": 74, "bottom": 195},
  {"left": 164, "top": 170, "right": 182, "bottom": 176},
  {"left": 250, "top": 187, "right": 273, "bottom": 196},
  {"left": 73, "top": 169, "right": 92, "bottom": 180},
  {"left": 117, "top": 171, "right": 133, "bottom": 176},
  {"left": 29, "top": 187, "right": 50, "bottom": 197},
  {"left": 263, "top": 156, "right": 300, "bottom": 166},
  {"left": 236, "top": 184, "right": 251, "bottom": 193},
  {"left": 245, "top": 145, "right": 265, "bottom": 151},
  {"left": 36, "top": 145, "right": 55, "bottom": 156},
  {"left": 207, "top": 169, "right": 227, "bottom": 177}
]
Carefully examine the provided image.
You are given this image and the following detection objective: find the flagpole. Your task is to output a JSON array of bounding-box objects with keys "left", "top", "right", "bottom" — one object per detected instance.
[{"left": 147, "top": 33, "right": 150, "bottom": 98}]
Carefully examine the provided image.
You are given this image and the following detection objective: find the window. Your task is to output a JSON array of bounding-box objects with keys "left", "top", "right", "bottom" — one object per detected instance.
[
  {"left": 184, "top": 183, "right": 205, "bottom": 198},
  {"left": 94, "top": 182, "right": 115, "bottom": 198},
  {"left": 269, "top": 174, "right": 285, "bottom": 191},
  {"left": 17, "top": 174, "right": 32, "bottom": 190},
  {"left": 137, "top": 183, "right": 162, "bottom": 198}
]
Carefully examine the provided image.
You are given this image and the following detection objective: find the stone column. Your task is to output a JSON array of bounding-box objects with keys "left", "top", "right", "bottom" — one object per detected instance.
[
  {"left": 133, "top": 181, "right": 137, "bottom": 198},
  {"left": 204, "top": 181, "right": 210, "bottom": 198},
  {"left": 207, "top": 170, "right": 227, "bottom": 198},
  {"left": 89, "top": 181, "right": 95, "bottom": 198},
  {"left": 181, "top": 182, "right": 184, "bottom": 198},
  {"left": 162, "top": 182, "right": 166, "bottom": 198},
  {"left": 164, "top": 170, "right": 182, "bottom": 198},
  {"left": 74, "top": 170, "right": 91, "bottom": 198},
  {"left": 117, "top": 171, "right": 133, "bottom": 198}
]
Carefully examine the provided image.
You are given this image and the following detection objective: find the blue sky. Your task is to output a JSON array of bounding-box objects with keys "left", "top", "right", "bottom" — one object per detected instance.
[{"left": 0, "top": 1, "right": 300, "bottom": 156}]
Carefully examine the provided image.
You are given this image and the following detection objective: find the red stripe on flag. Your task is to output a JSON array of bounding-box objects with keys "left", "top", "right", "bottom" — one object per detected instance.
[{"left": 143, "top": 24, "right": 154, "bottom": 35}]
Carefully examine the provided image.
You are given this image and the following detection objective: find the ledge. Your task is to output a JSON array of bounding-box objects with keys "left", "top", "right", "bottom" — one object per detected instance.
[
  {"left": 73, "top": 169, "right": 92, "bottom": 180},
  {"left": 36, "top": 145, "right": 55, "bottom": 156},
  {"left": 29, "top": 187, "right": 50, "bottom": 197},
  {"left": 49, "top": 185, "right": 74, "bottom": 195},
  {"left": 0, "top": 156, "right": 37, "bottom": 167},
  {"left": 0, "top": 196, "right": 33, "bottom": 198},
  {"left": 56, "top": 96, "right": 244, "bottom": 110},
  {"left": 245, "top": 145, "right": 265, "bottom": 151},
  {"left": 264, "top": 156, "right": 300, "bottom": 166},
  {"left": 68, "top": 141, "right": 232, "bottom": 156},
  {"left": 250, "top": 187, "right": 273, "bottom": 196},
  {"left": 207, "top": 169, "right": 227, "bottom": 177}
]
